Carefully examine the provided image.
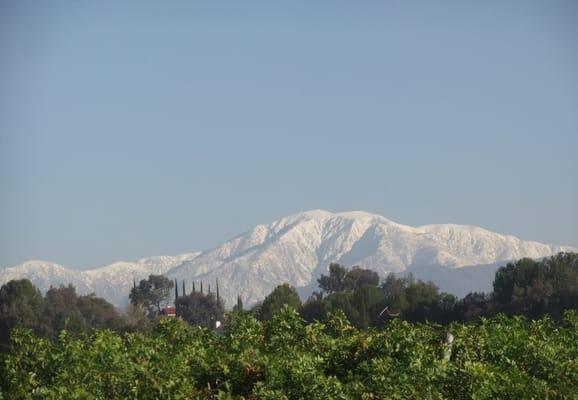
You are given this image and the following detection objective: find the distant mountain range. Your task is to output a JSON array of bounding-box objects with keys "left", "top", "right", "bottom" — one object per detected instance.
[{"left": 1, "top": 210, "right": 575, "bottom": 308}]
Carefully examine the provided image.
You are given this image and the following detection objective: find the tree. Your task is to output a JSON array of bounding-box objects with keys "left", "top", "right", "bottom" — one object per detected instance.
[
  {"left": 129, "top": 274, "right": 174, "bottom": 316},
  {"left": 44, "top": 284, "right": 87, "bottom": 336},
  {"left": 343, "top": 267, "right": 379, "bottom": 291},
  {"left": 493, "top": 252, "right": 578, "bottom": 319},
  {"left": 76, "top": 293, "right": 122, "bottom": 330},
  {"left": 317, "top": 263, "right": 348, "bottom": 294},
  {"left": 403, "top": 280, "right": 443, "bottom": 322},
  {"left": 380, "top": 273, "right": 410, "bottom": 314},
  {"left": 259, "top": 283, "right": 302, "bottom": 320},
  {"left": 299, "top": 292, "right": 326, "bottom": 323},
  {"left": 350, "top": 284, "right": 385, "bottom": 328},
  {"left": 323, "top": 291, "right": 359, "bottom": 326},
  {"left": 233, "top": 295, "right": 244, "bottom": 313},
  {"left": 0, "top": 279, "right": 45, "bottom": 348},
  {"left": 175, "top": 292, "right": 224, "bottom": 328},
  {"left": 454, "top": 292, "right": 492, "bottom": 322},
  {"left": 123, "top": 303, "right": 152, "bottom": 333}
]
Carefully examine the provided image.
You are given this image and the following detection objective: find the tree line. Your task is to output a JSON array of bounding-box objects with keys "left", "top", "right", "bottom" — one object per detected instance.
[
  {"left": 0, "top": 282, "right": 124, "bottom": 351},
  {"left": 253, "top": 252, "right": 578, "bottom": 327},
  {"left": 1, "top": 252, "right": 576, "bottom": 349}
]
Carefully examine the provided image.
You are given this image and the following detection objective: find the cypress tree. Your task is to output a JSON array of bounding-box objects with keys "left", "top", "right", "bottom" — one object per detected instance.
[
  {"left": 236, "top": 295, "right": 243, "bottom": 311},
  {"left": 192, "top": 280, "right": 196, "bottom": 292},
  {"left": 175, "top": 278, "right": 179, "bottom": 300},
  {"left": 208, "top": 283, "right": 211, "bottom": 294},
  {"left": 216, "top": 278, "right": 220, "bottom": 302},
  {"left": 200, "top": 281, "right": 203, "bottom": 294},
  {"left": 182, "top": 280, "right": 186, "bottom": 296}
]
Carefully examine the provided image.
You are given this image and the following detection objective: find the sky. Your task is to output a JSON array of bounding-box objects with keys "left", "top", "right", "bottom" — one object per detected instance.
[{"left": 1, "top": 0, "right": 577, "bottom": 269}]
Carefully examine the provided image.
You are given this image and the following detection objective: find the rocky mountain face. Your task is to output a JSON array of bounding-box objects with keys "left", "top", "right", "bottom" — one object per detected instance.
[{"left": 1, "top": 210, "right": 574, "bottom": 308}]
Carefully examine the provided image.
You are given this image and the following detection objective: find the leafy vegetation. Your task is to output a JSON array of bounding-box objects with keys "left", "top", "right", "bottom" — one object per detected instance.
[
  {"left": 176, "top": 291, "right": 224, "bottom": 329},
  {"left": 257, "top": 283, "right": 302, "bottom": 321},
  {"left": 1, "top": 307, "right": 577, "bottom": 399},
  {"left": 0, "top": 253, "right": 577, "bottom": 398},
  {"left": 129, "top": 275, "right": 174, "bottom": 317},
  {"left": 0, "top": 282, "right": 124, "bottom": 351},
  {"left": 296, "top": 253, "right": 578, "bottom": 328}
]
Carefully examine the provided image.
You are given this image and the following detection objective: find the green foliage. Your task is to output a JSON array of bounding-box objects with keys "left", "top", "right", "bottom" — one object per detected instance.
[
  {"left": 0, "top": 280, "right": 123, "bottom": 349},
  {"left": 299, "top": 292, "right": 326, "bottom": 323},
  {"left": 129, "top": 275, "right": 174, "bottom": 316},
  {"left": 493, "top": 252, "right": 578, "bottom": 319},
  {"left": 257, "top": 283, "right": 301, "bottom": 321},
  {"left": 0, "top": 279, "right": 45, "bottom": 349},
  {"left": 175, "top": 291, "right": 224, "bottom": 329},
  {"left": 232, "top": 295, "right": 243, "bottom": 313},
  {"left": 318, "top": 264, "right": 379, "bottom": 295},
  {"left": 1, "top": 254, "right": 577, "bottom": 398},
  {"left": 317, "top": 263, "right": 348, "bottom": 294},
  {"left": 343, "top": 267, "right": 379, "bottom": 291},
  {"left": 314, "top": 266, "right": 460, "bottom": 327},
  {"left": 1, "top": 312, "right": 576, "bottom": 399}
]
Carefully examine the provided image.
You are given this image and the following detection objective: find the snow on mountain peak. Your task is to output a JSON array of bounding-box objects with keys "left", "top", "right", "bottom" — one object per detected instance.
[
  {"left": 165, "top": 210, "right": 575, "bottom": 307},
  {"left": 1, "top": 211, "right": 575, "bottom": 308}
]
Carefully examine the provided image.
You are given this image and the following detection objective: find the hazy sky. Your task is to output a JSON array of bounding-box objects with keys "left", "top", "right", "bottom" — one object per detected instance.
[{"left": 1, "top": 0, "right": 577, "bottom": 269}]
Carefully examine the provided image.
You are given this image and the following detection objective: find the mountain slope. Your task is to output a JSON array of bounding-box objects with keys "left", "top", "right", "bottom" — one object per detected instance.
[
  {"left": 1, "top": 210, "right": 574, "bottom": 308},
  {"left": 0, "top": 253, "right": 200, "bottom": 307},
  {"left": 166, "top": 210, "right": 574, "bottom": 306}
]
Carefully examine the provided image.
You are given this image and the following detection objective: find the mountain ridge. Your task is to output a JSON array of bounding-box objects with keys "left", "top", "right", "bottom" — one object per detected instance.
[{"left": 1, "top": 210, "right": 575, "bottom": 308}]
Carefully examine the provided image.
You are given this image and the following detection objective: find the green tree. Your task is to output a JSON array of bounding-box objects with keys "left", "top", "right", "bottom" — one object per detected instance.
[
  {"left": 350, "top": 284, "right": 386, "bottom": 328},
  {"left": 317, "top": 263, "right": 348, "bottom": 294},
  {"left": 403, "top": 280, "right": 443, "bottom": 322},
  {"left": 0, "top": 279, "right": 45, "bottom": 348},
  {"left": 299, "top": 292, "right": 326, "bottom": 323},
  {"left": 43, "top": 284, "right": 87, "bottom": 336},
  {"left": 259, "top": 283, "right": 302, "bottom": 320},
  {"left": 380, "top": 273, "right": 409, "bottom": 314},
  {"left": 129, "top": 274, "right": 174, "bottom": 316},
  {"left": 232, "top": 295, "right": 244, "bottom": 313},
  {"left": 323, "top": 291, "right": 359, "bottom": 326},
  {"left": 343, "top": 266, "right": 379, "bottom": 290},
  {"left": 175, "top": 291, "right": 224, "bottom": 328},
  {"left": 493, "top": 252, "right": 578, "bottom": 319},
  {"left": 77, "top": 293, "right": 122, "bottom": 330},
  {"left": 454, "top": 292, "right": 492, "bottom": 321}
]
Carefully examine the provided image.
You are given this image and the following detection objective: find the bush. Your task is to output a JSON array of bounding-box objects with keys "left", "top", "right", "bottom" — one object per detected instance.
[{"left": 1, "top": 312, "right": 576, "bottom": 399}]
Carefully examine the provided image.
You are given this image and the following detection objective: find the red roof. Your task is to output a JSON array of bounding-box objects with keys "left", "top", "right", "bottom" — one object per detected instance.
[{"left": 163, "top": 306, "right": 176, "bottom": 316}]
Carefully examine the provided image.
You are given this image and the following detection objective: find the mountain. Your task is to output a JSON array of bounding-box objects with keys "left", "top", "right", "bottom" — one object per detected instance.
[
  {"left": 166, "top": 210, "right": 574, "bottom": 306},
  {"left": 0, "top": 253, "right": 200, "bottom": 307},
  {"left": 1, "top": 210, "right": 575, "bottom": 308}
]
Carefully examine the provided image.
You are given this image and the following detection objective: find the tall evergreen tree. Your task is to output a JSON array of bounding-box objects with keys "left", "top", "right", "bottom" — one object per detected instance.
[
  {"left": 182, "top": 280, "right": 186, "bottom": 297},
  {"left": 235, "top": 295, "right": 243, "bottom": 312},
  {"left": 174, "top": 279, "right": 179, "bottom": 300},
  {"left": 216, "top": 278, "right": 220, "bottom": 302}
]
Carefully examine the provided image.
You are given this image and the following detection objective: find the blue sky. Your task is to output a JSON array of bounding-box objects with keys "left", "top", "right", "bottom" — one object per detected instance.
[{"left": 1, "top": 0, "right": 577, "bottom": 269}]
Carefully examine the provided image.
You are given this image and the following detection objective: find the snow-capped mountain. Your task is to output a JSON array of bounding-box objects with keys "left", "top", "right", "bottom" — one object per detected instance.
[
  {"left": 166, "top": 210, "right": 574, "bottom": 306},
  {"left": 0, "top": 253, "right": 200, "bottom": 307},
  {"left": 1, "top": 210, "right": 575, "bottom": 308}
]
